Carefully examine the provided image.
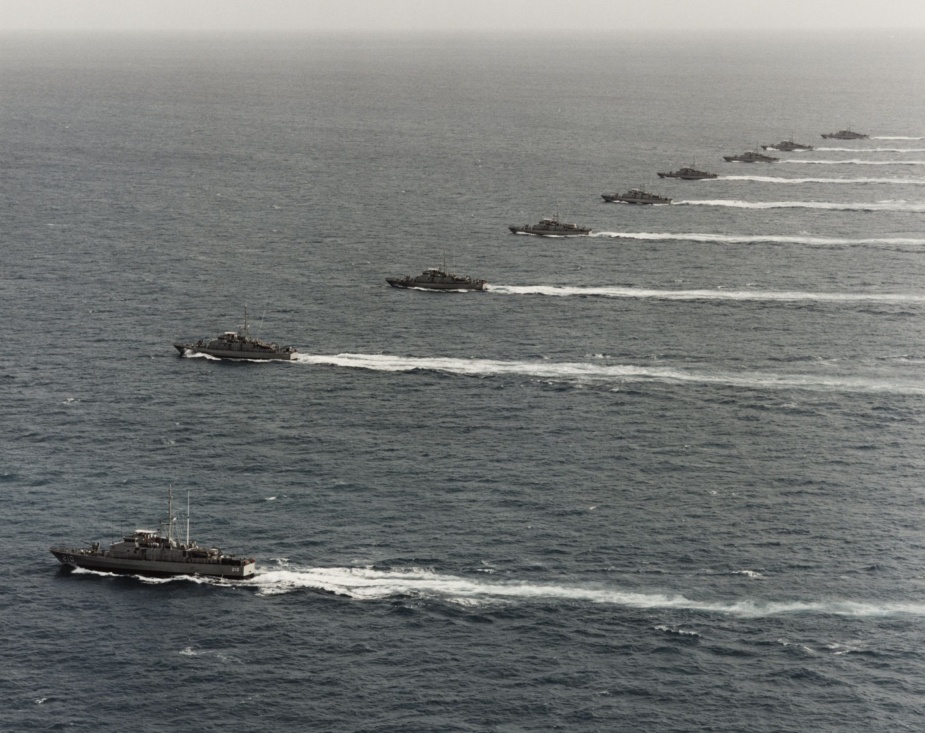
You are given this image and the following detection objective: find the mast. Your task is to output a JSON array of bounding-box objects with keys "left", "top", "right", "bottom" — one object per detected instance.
[
  {"left": 167, "top": 486, "right": 173, "bottom": 543},
  {"left": 186, "top": 491, "right": 190, "bottom": 546}
]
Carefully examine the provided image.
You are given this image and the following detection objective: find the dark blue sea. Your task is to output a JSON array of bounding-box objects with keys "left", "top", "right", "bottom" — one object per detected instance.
[{"left": 3, "top": 31, "right": 925, "bottom": 732}]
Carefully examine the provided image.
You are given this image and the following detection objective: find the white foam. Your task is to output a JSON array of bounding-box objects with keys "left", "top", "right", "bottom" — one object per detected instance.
[
  {"left": 244, "top": 565, "right": 925, "bottom": 617},
  {"left": 783, "top": 159, "right": 925, "bottom": 166},
  {"left": 677, "top": 199, "right": 925, "bottom": 211},
  {"left": 293, "top": 353, "right": 925, "bottom": 395},
  {"left": 817, "top": 147, "right": 925, "bottom": 152},
  {"left": 485, "top": 284, "right": 925, "bottom": 302},
  {"left": 590, "top": 231, "right": 925, "bottom": 246},
  {"left": 873, "top": 136, "right": 925, "bottom": 140},
  {"left": 721, "top": 175, "right": 925, "bottom": 185}
]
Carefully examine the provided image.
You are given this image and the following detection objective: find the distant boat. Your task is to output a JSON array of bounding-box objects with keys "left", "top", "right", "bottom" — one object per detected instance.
[
  {"left": 509, "top": 216, "right": 591, "bottom": 236},
  {"left": 656, "top": 166, "right": 718, "bottom": 180},
  {"left": 762, "top": 139, "right": 814, "bottom": 152},
  {"left": 51, "top": 488, "right": 256, "bottom": 579},
  {"left": 821, "top": 129, "right": 869, "bottom": 140},
  {"left": 601, "top": 189, "right": 672, "bottom": 205},
  {"left": 387, "top": 267, "right": 487, "bottom": 291},
  {"left": 174, "top": 308, "right": 297, "bottom": 360},
  {"left": 723, "top": 150, "right": 779, "bottom": 163}
]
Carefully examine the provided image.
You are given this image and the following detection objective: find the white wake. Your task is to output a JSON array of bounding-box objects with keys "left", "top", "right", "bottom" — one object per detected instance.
[
  {"left": 817, "top": 147, "right": 925, "bottom": 152},
  {"left": 486, "top": 284, "right": 925, "bottom": 302},
  {"left": 590, "top": 231, "right": 925, "bottom": 246},
  {"left": 676, "top": 199, "right": 925, "bottom": 211},
  {"left": 783, "top": 159, "right": 925, "bottom": 166},
  {"left": 721, "top": 175, "right": 925, "bottom": 185},
  {"left": 293, "top": 353, "right": 925, "bottom": 395},
  {"left": 244, "top": 565, "right": 925, "bottom": 618}
]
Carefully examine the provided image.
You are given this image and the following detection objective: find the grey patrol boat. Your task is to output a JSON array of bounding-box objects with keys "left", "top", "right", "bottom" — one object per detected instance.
[
  {"left": 51, "top": 489, "right": 256, "bottom": 580},
  {"left": 821, "top": 129, "right": 869, "bottom": 140},
  {"left": 601, "top": 189, "right": 672, "bottom": 205},
  {"left": 174, "top": 309, "right": 297, "bottom": 360},
  {"left": 762, "top": 139, "right": 814, "bottom": 152},
  {"left": 723, "top": 150, "right": 779, "bottom": 163},
  {"left": 509, "top": 216, "right": 591, "bottom": 236},
  {"left": 657, "top": 166, "right": 718, "bottom": 180},
  {"left": 387, "top": 267, "right": 487, "bottom": 291}
]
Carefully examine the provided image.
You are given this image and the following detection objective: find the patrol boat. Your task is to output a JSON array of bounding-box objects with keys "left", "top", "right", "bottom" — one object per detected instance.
[
  {"left": 723, "top": 150, "right": 779, "bottom": 163},
  {"left": 50, "top": 489, "right": 256, "bottom": 579},
  {"left": 821, "top": 129, "right": 869, "bottom": 140},
  {"left": 601, "top": 189, "right": 672, "bottom": 205},
  {"left": 762, "top": 140, "right": 814, "bottom": 151},
  {"left": 656, "top": 166, "right": 718, "bottom": 180},
  {"left": 174, "top": 309, "right": 297, "bottom": 360},
  {"left": 509, "top": 216, "right": 591, "bottom": 236},
  {"left": 387, "top": 267, "right": 487, "bottom": 291}
]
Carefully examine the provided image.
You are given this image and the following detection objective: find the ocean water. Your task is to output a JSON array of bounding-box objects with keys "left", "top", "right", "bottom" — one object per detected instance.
[{"left": 3, "top": 31, "right": 925, "bottom": 732}]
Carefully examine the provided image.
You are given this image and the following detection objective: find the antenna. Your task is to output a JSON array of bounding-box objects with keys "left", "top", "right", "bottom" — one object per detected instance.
[{"left": 186, "top": 491, "right": 190, "bottom": 546}]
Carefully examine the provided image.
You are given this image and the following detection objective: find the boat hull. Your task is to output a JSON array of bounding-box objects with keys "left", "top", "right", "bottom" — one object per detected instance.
[
  {"left": 509, "top": 226, "right": 590, "bottom": 236},
  {"left": 386, "top": 279, "right": 486, "bottom": 291},
  {"left": 723, "top": 156, "right": 777, "bottom": 163},
  {"left": 656, "top": 173, "right": 717, "bottom": 180},
  {"left": 601, "top": 195, "right": 671, "bottom": 205},
  {"left": 51, "top": 548, "right": 256, "bottom": 579},
  {"left": 174, "top": 343, "right": 296, "bottom": 360}
]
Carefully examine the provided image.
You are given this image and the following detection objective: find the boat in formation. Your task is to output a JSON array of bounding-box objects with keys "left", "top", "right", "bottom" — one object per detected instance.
[
  {"left": 821, "top": 129, "right": 869, "bottom": 140},
  {"left": 657, "top": 166, "right": 718, "bottom": 180},
  {"left": 509, "top": 217, "right": 591, "bottom": 236},
  {"left": 601, "top": 189, "right": 672, "bottom": 205},
  {"left": 174, "top": 310, "right": 297, "bottom": 361},
  {"left": 762, "top": 140, "right": 813, "bottom": 151},
  {"left": 387, "top": 267, "right": 487, "bottom": 291},
  {"left": 51, "top": 490, "right": 256, "bottom": 579},
  {"left": 723, "top": 150, "right": 779, "bottom": 163}
]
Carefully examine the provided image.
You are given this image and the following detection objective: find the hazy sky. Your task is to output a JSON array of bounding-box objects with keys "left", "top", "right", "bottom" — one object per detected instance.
[{"left": 1, "top": 0, "right": 923, "bottom": 33}]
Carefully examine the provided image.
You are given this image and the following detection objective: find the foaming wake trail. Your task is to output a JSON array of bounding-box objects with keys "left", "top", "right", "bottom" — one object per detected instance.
[
  {"left": 721, "top": 175, "right": 925, "bottom": 185},
  {"left": 246, "top": 566, "right": 925, "bottom": 618},
  {"left": 486, "top": 284, "right": 925, "bottom": 303},
  {"left": 677, "top": 199, "right": 925, "bottom": 212},
  {"left": 293, "top": 353, "right": 925, "bottom": 395},
  {"left": 590, "top": 231, "right": 925, "bottom": 247},
  {"left": 873, "top": 136, "right": 925, "bottom": 140},
  {"left": 783, "top": 159, "right": 925, "bottom": 166},
  {"left": 817, "top": 147, "right": 925, "bottom": 152}
]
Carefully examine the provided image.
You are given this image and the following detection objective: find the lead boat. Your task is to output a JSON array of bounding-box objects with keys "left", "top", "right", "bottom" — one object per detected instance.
[
  {"left": 601, "top": 189, "right": 672, "bottom": 205},
  {"left": 656, "top": 166, "right": 718, "bottom": 180},
  {"left": 821, "top": 129, "right": 869, "bottom": 140},
  {"left": 509, "top": 216, "right": 591, "bottom": 236},
  {"left": 387, "top": 267, "right": 487, "bottom": 291},
  {"left": 51, "top": 489, "right": 256, "bottom": 579},
  {"left": 723, "top": 150, "right": 779, "bottom": 163},
  {"left": 174, "top": 308, "right": 297, "bottom": 360},
  {"left": 762, "top": 139, "right": 814, "bottom": 152}
]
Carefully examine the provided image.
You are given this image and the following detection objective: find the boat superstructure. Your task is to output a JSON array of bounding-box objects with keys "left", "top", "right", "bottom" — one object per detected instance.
[
  {"left": 723, "top": 150, "right": 779, "bottom": 163},
  {"left": 174, "top": 308, "right": 297, "bottom": 360},
  {"left": 51, "top": 489, "right": 256, "bottom": 579},
  {"left": 601, "top": 189, "right": 672, "bottom": 205},
  {"left": 509, "top": 216, "right": 591, "bottom": 236},
  {"left": 762, "top": 140, "right": 814, "bottom": 151},
  {"left": 387, "top": 267, "right": 487, "bottom": 291},
  {"left": 821, "top": 129, "right": 869, "bottom": 140},
  {"left": 656, "top": 166, "right": 718, "bottom": 180}
]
